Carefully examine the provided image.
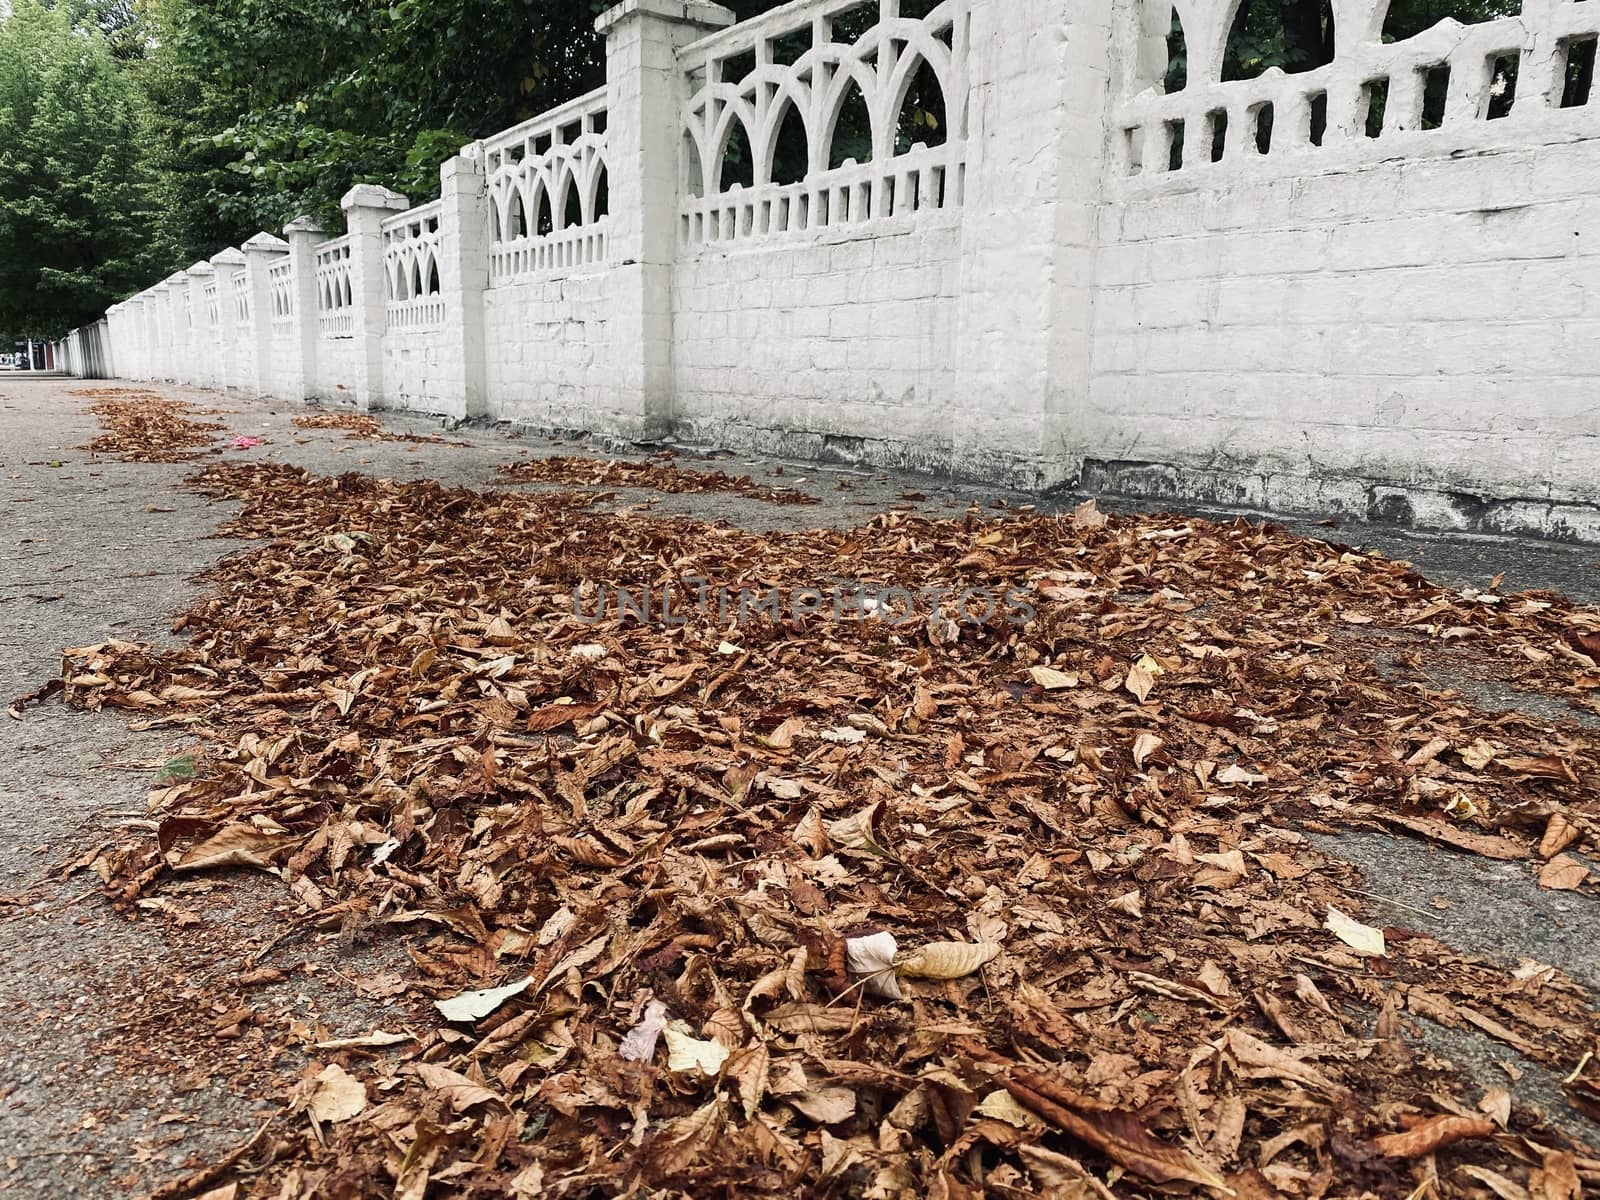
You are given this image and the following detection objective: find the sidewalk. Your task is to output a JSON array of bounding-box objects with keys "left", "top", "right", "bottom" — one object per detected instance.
[{"left": 1, "top": 375, "right": 1595, "bottom": 1196}]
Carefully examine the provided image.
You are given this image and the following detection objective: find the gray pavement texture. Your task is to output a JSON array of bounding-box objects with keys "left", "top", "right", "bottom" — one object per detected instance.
[{"left": 0, "top": 375, "right": 1595, "bottom": 1194}]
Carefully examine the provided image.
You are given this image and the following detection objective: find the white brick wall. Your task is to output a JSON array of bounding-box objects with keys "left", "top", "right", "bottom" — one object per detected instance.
[
  {"left": 673, "top": 220, "right": 961, "bottom": 466},
  {"left": 1089, "top": 0, "right": 1600, "bottom": 536},
  {"left": 73, "top": 0, "right": 1600, "bottom": 539},
  {"left": 484, "top": 270, "right": 625, "bottom": 428}
]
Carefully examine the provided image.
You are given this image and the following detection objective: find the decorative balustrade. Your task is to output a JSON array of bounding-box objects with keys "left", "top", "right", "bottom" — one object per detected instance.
[
  {"left": 267, "top": 258, "right": 295, "bottom": 329},
  {"left": 383, "top": 201, "right": 446, "bottom": 330},
  {"left": 232, "top": 271, "right": 251, "bottom": 323},
  {"left": 204, "top": 282, "right": 219, "bottom": 328},
  {"left": 1115, "top": 0, "right": 1600, "bottom": 181},
  {"left": 315, "top": 236, "right": 355, "bottom": 338},
  {"left": 678, "top": 0, "right": 968, "bottom": 247},
  {"left": 477, "top": 87, "right": 611, "bottom": 286}
]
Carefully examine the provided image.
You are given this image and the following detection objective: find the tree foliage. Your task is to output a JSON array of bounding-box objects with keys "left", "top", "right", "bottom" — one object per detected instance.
[
  {"left": 0, "top": 0, "right": 174, "bottom": 341},
  {"left": 137, "top": 0, "right": 792, "bottom": 258},
  {"left": 1224, "top": 0, "right": 1522, "bottom": 78},
  {"left": 1165, "top": 0, "right": 1523, "bottom": 90}
]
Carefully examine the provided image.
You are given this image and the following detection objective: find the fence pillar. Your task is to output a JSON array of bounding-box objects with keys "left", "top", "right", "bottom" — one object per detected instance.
[
  {"left": 172, "top": 270, "right": 200, "bottom": 383},
  {"left": 597, "top": 0, "right": 734, "bottom": 438},
  {"left": 119, "top": 300, "right": 136, "bottom": 379},
  {"left": 185, "top": 262, "right": 217, "bottom": 390},
  {"left": 436, "top": 155, "right": 490, "bottom": 420},
  {"left": 209, "top": 248, "right": 246, "bottom": 391},
  {"left": 150, "top": 291, "right": 166, "bottom": 380},
  {"left": 103, "top": 305, "right": 119, "bottom": 378},
  {"left": 951, "top": 0, "right": 1115, "bottom": 488},
  {"left": 151, "top": 281, "right": 173, "bottom": 381},
  {"left": 138, "top": 295, "right": 155, "bottom": 380},
  {"left": 136, "top": 296, "right": 154, "bottom": 381},
  {"left": 341, "top": 185, "right": 410, "bottom": 410},
  {"left": 283, "top": 217, "right": 325, "bottom": 400},
  {"left": 242, "top": 232, "right": 288, "bottom": 397}
]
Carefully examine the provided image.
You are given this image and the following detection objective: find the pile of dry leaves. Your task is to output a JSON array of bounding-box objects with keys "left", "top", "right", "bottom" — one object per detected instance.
[
  {"left": 73, "top": 389, "right": 227, "bottom": 463},
  {"left": 48, "top": 417, "right": 1600, "bottom": 1196},
  {"left": 499, "top": 453, "right": 822, "bottom": 506},
  {"left": 293, "top": 413, "right": 464, "bottom": 447}
]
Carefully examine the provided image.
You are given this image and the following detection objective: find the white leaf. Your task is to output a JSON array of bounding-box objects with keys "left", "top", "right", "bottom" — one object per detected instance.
[
  {"left": 845, "top": 931, "right": 904, "bottom": 1000},
  {"left": 1217, "top": 763, "right": 1268, "bottom": 785},
  {"left": 1028, "top": 666, "right": 1079, "bottom": 691},
  {"left": 664, "top": 1024, "right": 730, "bottom": 1076},
  {"left": 619, "top": 1000, "right": 670, "bottom": 1062},
  {"left": 1325, "top": 907, "right": 1386, "bottom": 957},
  {"left": 434, "top": 976, "right": 533, "bottom": 1023},
  {"left": 311, "top": 1031, "right": 413, "bottom": 1050}
]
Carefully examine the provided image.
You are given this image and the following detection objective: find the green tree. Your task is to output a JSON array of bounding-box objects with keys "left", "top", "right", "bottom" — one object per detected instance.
[
  {"left": 0, "top": 0, "right": 174, "bottom": 341},
  {"left": 135, "top": 0, "right": 796, "bottom": 259},
  {"left": 1221, "top": 0, "right": 1521, "bottom": 81}
]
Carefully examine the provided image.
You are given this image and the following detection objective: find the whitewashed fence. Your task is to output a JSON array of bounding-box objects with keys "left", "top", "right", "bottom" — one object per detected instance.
[{"left": 59, "top": 0, "right": 1600, "bottom": 539}]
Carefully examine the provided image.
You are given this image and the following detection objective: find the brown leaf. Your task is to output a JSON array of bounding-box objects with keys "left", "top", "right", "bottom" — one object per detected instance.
[
  {"left": 1374, "top": 1114, "right": 1496, "bottom": 1158},
  {"left": 1537, "top": 854, "right": 1590, "bottom": 891},
  {"left": 1538, "top": 813, "right": 1581, "bottom": 858},
  {"left": 412, "top": 1063, "right": 503, "bottom": 1111},
  {"left": 1529, "top": 1150, "right": 1581, "bottom": 1200},
  {"left": 643, "top": 1097, "right": 725, "bottom": 1180},
  {"left": 976, "top": 1052, "right": 1227, "bottom": 1190},
  {"left": 172, "top": 824, "right": 300, "bottom": 873}
]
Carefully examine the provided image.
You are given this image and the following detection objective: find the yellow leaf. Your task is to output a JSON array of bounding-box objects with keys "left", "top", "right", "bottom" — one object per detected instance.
[
  {"left": 1131, "top": 732, "right": 1163, "bottom": 767},
  {"left": 1028, "top": 666, "right": 1079, "bottom": 691},
  {"left": 1325, "top": 906, "right": 1386, "bottom": 957},
  {"left": 976, "top": 1089, "right": 1040, "bottom": 1128},
  {"left": 896, "top": 940, "right": 1001, "bottom": 980},
  {"left": 663, "top": 1024, "right": 730, "bottom": 1076}
]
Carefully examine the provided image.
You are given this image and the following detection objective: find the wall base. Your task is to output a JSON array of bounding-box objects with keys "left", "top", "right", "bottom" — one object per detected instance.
[{"left": 1079, "top": 458, "right": 1600, "bottom": 544}]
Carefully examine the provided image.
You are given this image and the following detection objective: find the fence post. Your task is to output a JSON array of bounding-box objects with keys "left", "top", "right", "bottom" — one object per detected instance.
[
  {"left": 242, "top": 233, "right": 288, "bottom": 397},
  {"left": 149, "top": 290, "right": 165, "bottom": 381},
  {"left": 209, "top": 247, "right": 246, "bottom": 391},
  {"left": 103, "top": 305, "right": 119, "bottom": 378},
  {"left": 283, "top": 216, "right": 325, "bottom": 400},
  {"left": 596, "top": 0, "right": 734, "bottom": 439},
  {"left": 436, "top": 154, "right": 490, "bottom": 420},
  {"left": 136, "top": 294, "right": 154, "bottom": 380},
  {"left": 152, "top": 280, "right": 173, "bottom": 381},
  {"left": 173, "top": 269, "right": 200, "bottom": 383},
  {"left": 185, "top": 262, "right": 217, "bottom": 390},
  {"left": 138, "top": 294, "right": 156, "bottom": 381},
  {"left": 121, "top": 301, "right": 137, "bottom": 380},
  {"left": 162, "top": 272, "right": 190, "bottom": 382},
  {"left": 341, "top": 185, "right": 410, "bottom": 411},
  {"left": 951, "top": 0, "right": 1115, "bottom": 488}
]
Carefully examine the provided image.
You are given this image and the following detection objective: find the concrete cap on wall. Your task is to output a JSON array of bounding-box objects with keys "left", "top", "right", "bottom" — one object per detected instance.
[
  {"left": 241, "top": 232, "right": 290, "bottom": 255},
  {"left": 164, "top": 271, "right": 190, "bottom": 286},
  {"left": 282, "top": 215, "right": 326, "bottom": 237},
  {"left": 595, "top": 0, "right": 734, "bottom": 36},
  {"left": 341, "top": 183, "right": 411, "bottom": 212},
  {"left": 185, "top": 261, "right": 216, "bottom": 277},
  {"left": 209, "top": 247, "right": 247, "bottom": 266}
]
